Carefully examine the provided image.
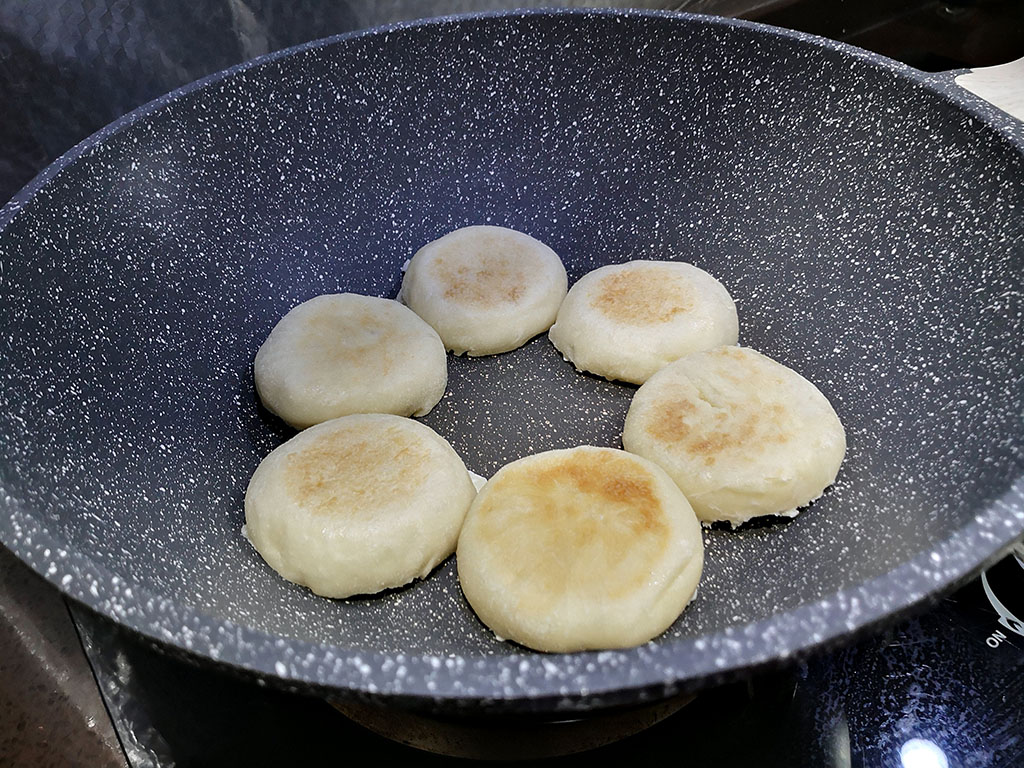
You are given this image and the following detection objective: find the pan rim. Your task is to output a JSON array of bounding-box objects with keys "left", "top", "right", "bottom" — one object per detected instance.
[
  {"left": 1, "top": 7, "right": 1022, "bottom": 710},
  {"left": 4, "top": 483, "right": 1021, "bottom": 711}
]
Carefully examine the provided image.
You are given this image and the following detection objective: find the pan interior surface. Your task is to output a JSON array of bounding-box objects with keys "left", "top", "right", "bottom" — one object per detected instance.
[{"left": 0, "top": 12, "right": 1022, "bottom": 696}]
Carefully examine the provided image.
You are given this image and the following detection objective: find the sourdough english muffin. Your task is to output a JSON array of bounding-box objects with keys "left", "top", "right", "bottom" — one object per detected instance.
[
  {"left": 548, "top": 260, "right": 738, "bottom": 384},
  {"left": 399, "top": 225, "right": 568, "bottom": 356},
  {"left": 457, "top": 446, "right": 704, "bottom": 652},
  {"left": 622, "top": 346, "right": 846, "bottom": 526},
  {"left": 245, "top": 414, "right": 476, "bottom": 598},
  {"left": 254, "top": 293, "right": 446, "bottom": 429}
]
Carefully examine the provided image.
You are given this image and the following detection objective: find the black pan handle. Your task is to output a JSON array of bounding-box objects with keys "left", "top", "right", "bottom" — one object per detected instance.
[{"left": 952, "top": 57, "right": 1024, "bottom": 122}]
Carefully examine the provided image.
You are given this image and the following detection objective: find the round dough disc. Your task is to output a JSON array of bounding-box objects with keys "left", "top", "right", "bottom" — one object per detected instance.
[
  {"left": 254, "top": 293, "right": 447, "bottom": 429},
  {"left": 400, "top": 225, "right": 568, "bottom": 356},
  {"left": 548, "top": 260, "right": 738, "bottom": 384},
  {"left": 622, "top": 346, "right": 846, "bottom": 526},
  {"left": 456, "top": 446, "right": 704, "bottom": 652},
  {"left": 245, "top": 414, "right": 477, "bottom": 598}
]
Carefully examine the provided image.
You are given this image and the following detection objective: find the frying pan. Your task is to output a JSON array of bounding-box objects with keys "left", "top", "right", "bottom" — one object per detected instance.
[{"left": 1, "top": 9, "right": 1022, "bottom": 714}]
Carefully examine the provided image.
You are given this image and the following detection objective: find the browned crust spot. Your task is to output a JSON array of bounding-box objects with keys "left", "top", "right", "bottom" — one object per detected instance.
[
  {"left": 430, "top": 235, "right": 536, "bottom": 307},
  {"left": 283, "top": 425, "right": 431, "bottom": 515},
  {"left": 475, "top": 450, "right": 670, "bottom": 600},
  {"left": 299, "top": 305, "right": 396, "bottom": 374},
  {"left": 530, "top": 451, "right": 664, "bottom": 535},
  {"left": 644, "top": 392, "right": 790, "bottom": 466},
  {"left": 645, "top": 396, "right": 697, "bottom": 442},
  {"left": 591, "top": 267, "right": 692, "bottom": 325}
]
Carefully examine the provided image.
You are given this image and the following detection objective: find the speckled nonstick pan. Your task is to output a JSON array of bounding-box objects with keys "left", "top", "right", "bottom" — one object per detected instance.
[{"left": 1, "top": 9, "right": 1022, "bottom": 713}]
